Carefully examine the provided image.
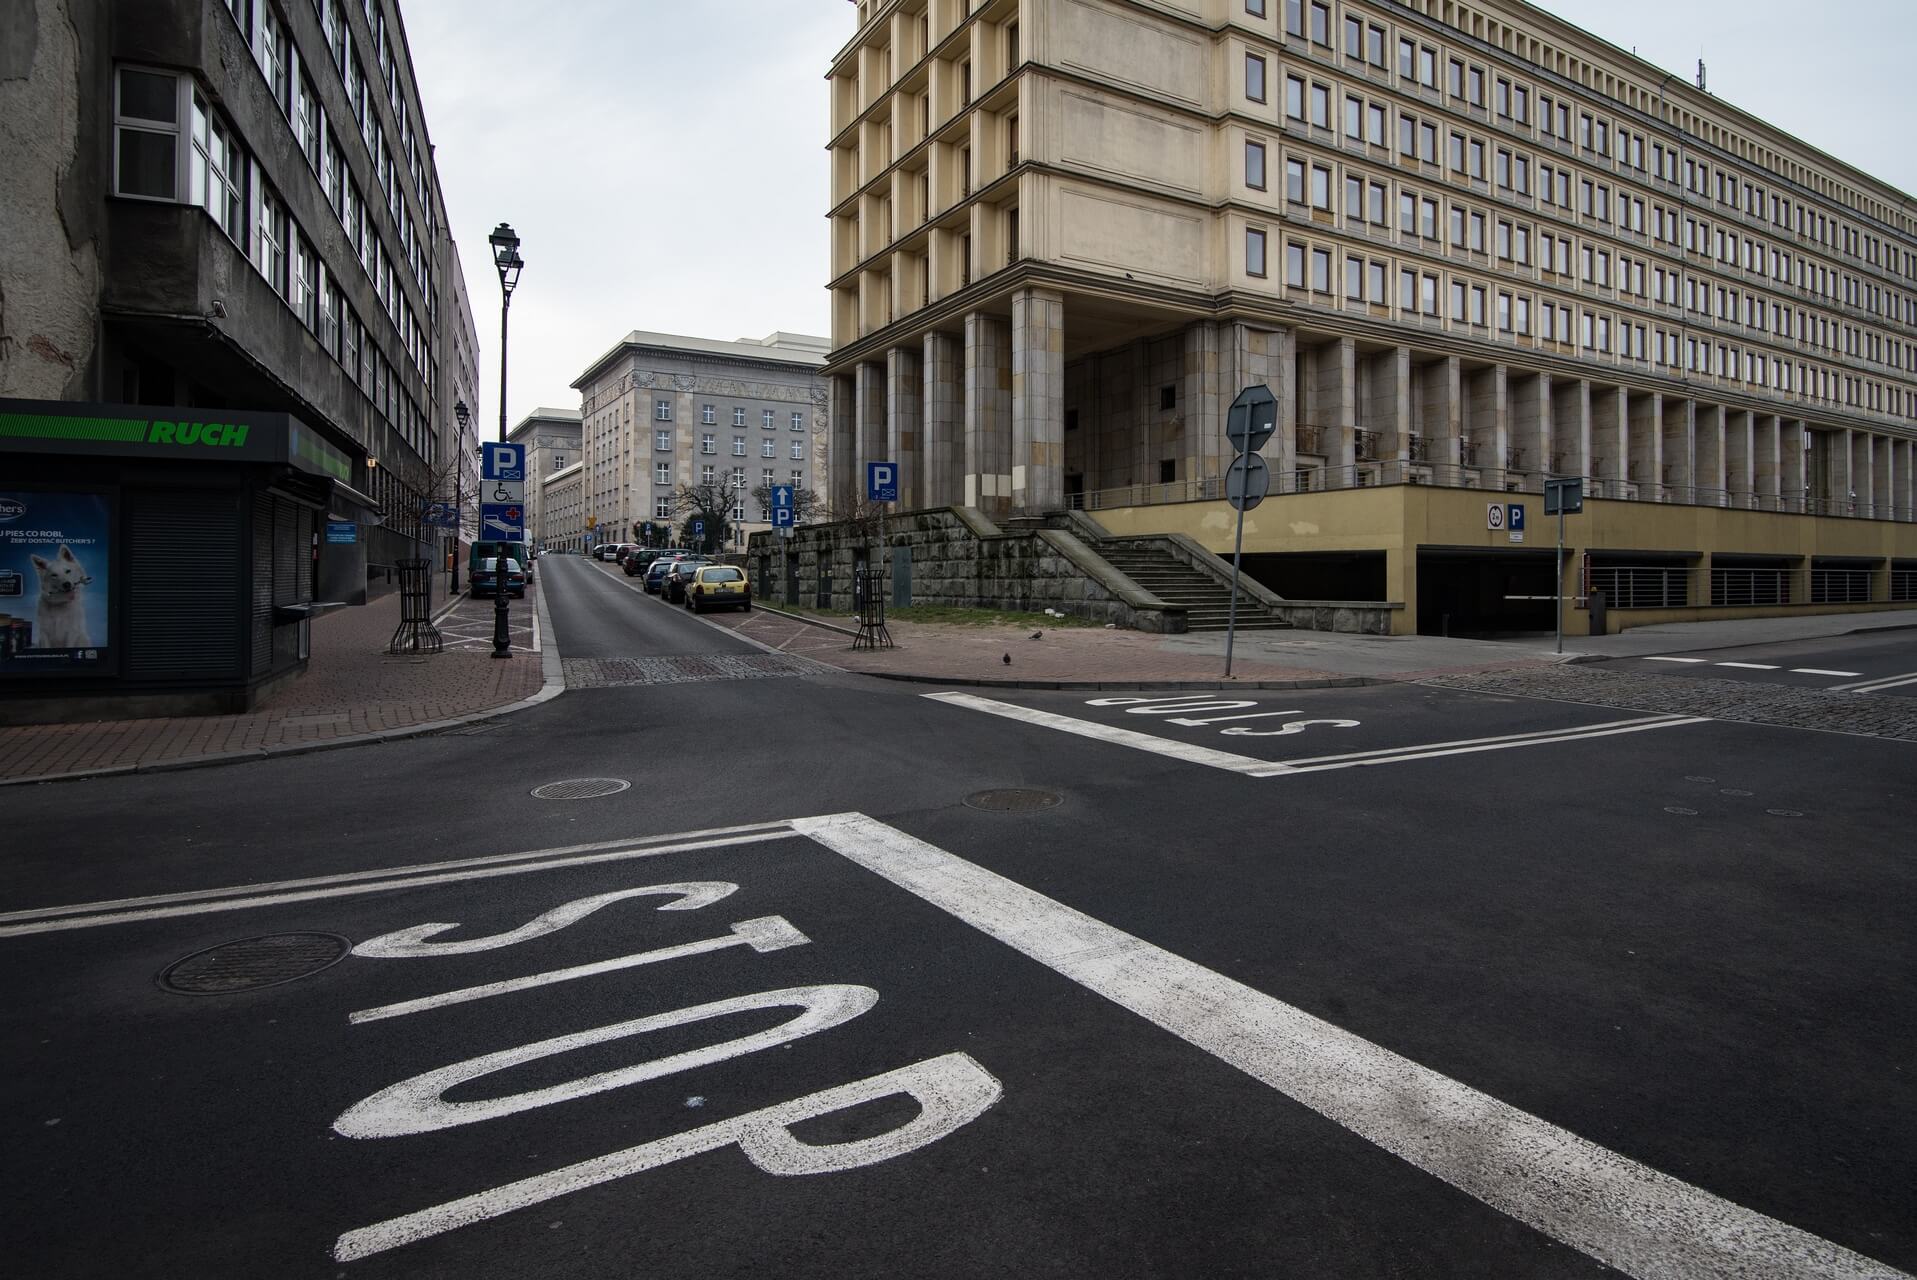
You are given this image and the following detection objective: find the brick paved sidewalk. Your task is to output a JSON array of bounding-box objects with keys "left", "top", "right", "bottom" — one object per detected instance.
[
  {"left": 0, "top": 586, "right": 547, "bottom": 784},
  {"left": 701, "top": 603, "right": 1374, "bottom": 686}
]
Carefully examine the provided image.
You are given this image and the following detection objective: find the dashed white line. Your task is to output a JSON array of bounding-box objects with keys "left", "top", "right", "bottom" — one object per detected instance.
[
  {"left": 1715, "top": 662, "right": 1781, "bottom": 670},
  {"left": 1642, "top": 656, "right": 1708, "bottom": 663},
  {"left": 795, "top": 812, "right": 1910, "bottom": 1280},
  {"left": 1832, "top": 670, "right": 1917, "bottom": 694},
  {"left": 1789, "top": 668, "right": 1862, "bottom": 678}
]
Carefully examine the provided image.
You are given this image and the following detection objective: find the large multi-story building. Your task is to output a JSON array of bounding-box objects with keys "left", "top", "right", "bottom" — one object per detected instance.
[
  {"left": 439, "top": 240, "right": 483, "bottom": 569},
  {"left": 571, "top": 330, "right": 832, "bottom": 550},
  {"left": 540, "top": 461, "right": 585, "bottom": 554},
  {"left": 0, "top": 0, "right": 481, "bottom": 712},
  {"left": 823, "top": 0, "right": 1917, "bottom": 632},
  {"left": 2, "top": 0, "right": 479, "bottom": 573},
  {"left": 508, "top": 406, "right": 581, "bottom": 553}
]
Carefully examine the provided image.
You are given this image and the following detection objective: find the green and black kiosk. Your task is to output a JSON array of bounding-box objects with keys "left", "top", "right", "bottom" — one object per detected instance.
[{"left": 0, "top": 398, "right": 379, "bottom": 723}]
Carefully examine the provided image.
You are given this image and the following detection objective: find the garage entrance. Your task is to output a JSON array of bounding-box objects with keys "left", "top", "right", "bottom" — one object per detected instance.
[{"left": 1416, "top": 546, "right": 1559, "bottom": 636}]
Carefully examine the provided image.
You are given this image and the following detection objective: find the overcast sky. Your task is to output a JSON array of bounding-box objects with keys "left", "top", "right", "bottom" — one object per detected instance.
[{"left": 402, "top": 0, "right": 1917, "bottom": 434}]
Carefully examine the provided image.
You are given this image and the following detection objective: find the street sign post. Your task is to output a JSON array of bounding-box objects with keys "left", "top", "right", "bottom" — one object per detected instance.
[
  {"left": 771, "top": 507, "right": 795, "bottom": 528},
  {"left": 771, "top": 484, "right": 795, "bottom": 529},
  {"left": 481, "top": 442, "right": 526, "bottom": 483},
  {"left": 1225, "top": 385, "right": 1278, "bottom": 455},
  {"left": 1221, "top": 386, "right": 1277, "bottom": 679},
  {"left": 1543, "top": 479, "right": 1584, "bottom": 655}
]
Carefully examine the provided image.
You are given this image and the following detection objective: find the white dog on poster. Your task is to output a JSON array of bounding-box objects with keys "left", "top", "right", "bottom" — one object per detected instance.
[{"left": 30, "top": 544, "right": 94, "bottom": 649}]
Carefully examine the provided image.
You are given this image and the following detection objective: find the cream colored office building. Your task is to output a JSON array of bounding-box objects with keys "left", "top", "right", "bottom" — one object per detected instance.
[
  {"left": 573, "top": 331, "right": 831, "bottom": 551},
  {"left": 824, "top": 0, "right": 1917, "bottom": 632}
]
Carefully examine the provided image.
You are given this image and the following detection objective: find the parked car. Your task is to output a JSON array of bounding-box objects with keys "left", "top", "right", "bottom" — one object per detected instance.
[
  {"left": 663, "top": 558, "right": 712, "bottom": 603},
  {"left": 594, "top": 545, "right": 619, "bottom": 561},
  {"left": 642, "top": 556, "right": 683, "bottom": 594},
  {"left": 685, "top": 564, "right": 751, "bottom": 613},
  {"left": 611, "top": 543, "right": 642, "bottom": 566},
  {"left": 472, "top": 556, "right": 526, "bottom": 599}
]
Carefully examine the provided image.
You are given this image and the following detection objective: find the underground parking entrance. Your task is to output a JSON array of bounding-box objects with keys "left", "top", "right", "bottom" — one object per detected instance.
[{"left": 1415, "top": 545, "right": 1561, "bottom": 636}]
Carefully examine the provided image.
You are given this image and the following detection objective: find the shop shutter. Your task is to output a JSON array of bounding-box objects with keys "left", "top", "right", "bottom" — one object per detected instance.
[
  {"left": 128, "top": 491, "right": 241, "bottom": 679},
  {"left": 250, "top": 492, "right": 274, "bottom": 675}
]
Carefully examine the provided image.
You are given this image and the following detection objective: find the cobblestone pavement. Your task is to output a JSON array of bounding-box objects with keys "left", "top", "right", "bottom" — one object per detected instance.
[
  {"left": 562, "top": 653, "right": 837, "bottom": 688},
  {"left": 0, "top": 588, "right": 547, "bottom": 782},
  {"left": 1423, "top": 663, "right": 1917, "bottom": 741}
]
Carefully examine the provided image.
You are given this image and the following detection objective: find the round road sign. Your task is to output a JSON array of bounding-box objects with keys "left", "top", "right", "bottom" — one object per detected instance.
[{"left": 1227, "top": 454, "right": 1270, "bottom": 512}]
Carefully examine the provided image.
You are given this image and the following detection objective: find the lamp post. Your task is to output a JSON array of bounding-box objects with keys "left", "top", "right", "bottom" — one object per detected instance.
[
  {"left": 451, "top": 398, "right": 469, "bottom": 593},
  {"left": 488, "top": 222, "right": 523, "bottom": 660}
]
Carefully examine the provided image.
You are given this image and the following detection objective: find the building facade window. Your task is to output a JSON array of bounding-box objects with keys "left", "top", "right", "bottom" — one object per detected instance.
[
  {"left": 733, "top": 436, "right": 747, "bottom": 455},
  {"left": 1246, "top": 227, "right": 1267, "bottom": 277},
  {"left": 791, "top": 440, "right": 805, "bottom": 459},
  {"left": 1245, "top": 53, "right": 1267, "bottom": 103},
  {"left": 655, "top": 398, "right": 672, "bottom": 420},
  {"left": 191, "top": 92, "right": 244, "bottom": 243},
  {"left": 791, "top": 411, "right": 805, "bottom": 430},
  {"left": 701, "top": 433, "right": 716, "bottom": 454},
  {"left": 733, "top": 406, "right": 747, "bottom": 426},
  {"left": 1245, "top": 139, "right": 1266, "bottom": 190},
  {"left": 113, "top": 68, "right": 181, "bottom": 200},
  {"left": 701, "top": 404, "right": 716, "bottom": 424},
  {"left": 656, "top": 429, "right": 672, "bottom": 450}
]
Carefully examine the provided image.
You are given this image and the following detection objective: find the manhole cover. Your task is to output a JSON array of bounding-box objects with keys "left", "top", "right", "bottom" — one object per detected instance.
[
  {"left": 1663, "top": 806, "right": 1699, "bottom": 816},
  {"left": 159, "top": 933, "right": 350, "bottom": 995},
  {"left": 964, "top": 789, "right": 1063, "bottom": 813},
  {"left": 531, "top": 777, "right": 631, "bottom": 800},
  {"left": 1720, "top": 788, "right": 1754, "bottom": 797},
  {"left": 1684, "top": 775, "right": 1716, "bottom": 783},
  {"left": 1767, "top": 808, "right": 1805, "bottom": 818}
]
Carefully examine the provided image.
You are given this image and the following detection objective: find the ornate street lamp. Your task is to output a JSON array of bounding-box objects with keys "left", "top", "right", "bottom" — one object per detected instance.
[
  {"left": 488, "top": 222, "right": 522, "bottom": 660},
  {"left": 451, "top": 399, "right": 469, "bottom": 593}
]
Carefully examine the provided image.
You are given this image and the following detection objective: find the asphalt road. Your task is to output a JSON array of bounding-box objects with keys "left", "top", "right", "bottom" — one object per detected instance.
[
  {"left": 1589, "top": 627, "right": 1917, "bottom": 695},
  {"left": 4, "top": 553, "right": 1912, "bottom": 1279}
]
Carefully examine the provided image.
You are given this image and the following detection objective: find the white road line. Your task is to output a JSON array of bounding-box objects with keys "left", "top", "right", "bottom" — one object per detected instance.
[
  {"left": 1832, "top": 670, "right": 1917, "bottom": 694},
  {"left": 1789, "top": 669, "right": 1862, "bottom": 678},
  {"left": 1715, "top": 662, "right": 1780, "bottom": 670},
  {"left": 0, "top": 819, "right": 794, "bottom": 926},
  {"left": 1278, "top": 718, "right": 1712, "bottom": 772},
  {"left": 0, "top": 830, "right": 793, "bottom": 939},
  {"left": 926, "top": 693, "right": 1704, "bottom": 778},
  {"left": 794, "top": 813, "right": 1909, "bottom": 1280},
  {"left": 922, "top": 691, "right": 1292, "bottom": 776},
  {"left": 348, "top": 916, "right": 812, "bottom": 1024},
  {"left": 1642, "top": 656, "right": 1708, "bottom": 663},
  {"left": 1273, "top": 715, "right": 1685, "bottom": 766}
]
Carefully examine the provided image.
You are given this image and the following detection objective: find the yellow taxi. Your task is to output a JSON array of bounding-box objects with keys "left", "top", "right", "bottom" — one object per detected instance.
[{"left": 685, "top": 564, "right": 751, "bottom": 613}]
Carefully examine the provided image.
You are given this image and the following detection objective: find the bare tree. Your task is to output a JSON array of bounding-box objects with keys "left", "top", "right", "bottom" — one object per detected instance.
[{"left": 667, "top": 481, "right": 738, "bottom": 553}]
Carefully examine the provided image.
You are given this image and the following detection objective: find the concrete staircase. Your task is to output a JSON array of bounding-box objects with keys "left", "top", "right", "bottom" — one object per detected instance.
[{"left": 1095, "top": 543, "right": 1292, "bottom": 633}]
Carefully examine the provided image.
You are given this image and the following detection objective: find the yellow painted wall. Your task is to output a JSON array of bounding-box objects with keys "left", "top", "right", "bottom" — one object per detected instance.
[{"left": 1092, "top": 484, "right": 1917, "bottom": 636}]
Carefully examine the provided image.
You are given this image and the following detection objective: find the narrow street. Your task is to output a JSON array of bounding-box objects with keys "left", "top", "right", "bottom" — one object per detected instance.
[{"left": 3, "top": 558, "right": 1913, "bottom": 1279}]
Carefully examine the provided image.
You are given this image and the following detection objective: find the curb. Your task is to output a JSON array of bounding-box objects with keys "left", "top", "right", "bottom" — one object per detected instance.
[
  {"left": 0, "top": 585, "right": 568, "bottom": 788},
  {"left": 751, "top": 603, "right": 861, "bottom": 638}
]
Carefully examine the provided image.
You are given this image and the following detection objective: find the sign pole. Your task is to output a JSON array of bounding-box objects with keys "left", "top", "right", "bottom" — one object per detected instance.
[
  {"left": 1555, "top": 494, "right": 1565, "bottom": 656},
  {"left": 1225, "top": 498, "right": 1246, "bottom": 679}
]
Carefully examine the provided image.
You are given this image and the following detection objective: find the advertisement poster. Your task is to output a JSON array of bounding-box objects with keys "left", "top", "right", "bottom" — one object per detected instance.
[{"left": 0, "top": 490, "right": 113, "bottom": 674}]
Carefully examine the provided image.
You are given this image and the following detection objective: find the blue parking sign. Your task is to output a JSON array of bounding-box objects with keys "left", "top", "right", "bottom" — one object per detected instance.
[
  {"left": 867, "top": 462, "right": 898, "bottom": 503},
  {"left": 1507, "top": 503, "right": 1525, "bottom": 533},
  {"left": 482, "top": 442, "right": 526, "bottom": 482},
  {"left": 772, "top": 507, "right": 795, "bottom": 528}
]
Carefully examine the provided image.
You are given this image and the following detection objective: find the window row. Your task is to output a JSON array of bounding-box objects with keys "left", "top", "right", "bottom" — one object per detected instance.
[{"left": 692, "top": 404, "right": 811, "bottom": 431}]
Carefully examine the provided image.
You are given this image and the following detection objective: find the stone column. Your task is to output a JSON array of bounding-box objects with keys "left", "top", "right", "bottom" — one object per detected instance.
[
  {"left": 1857, "top": 432, "right": 1879, "bottom": 518},
  {"left": 963, "top": 311, "right": 1011, "bottom": 516},
  {"left": 1661, "top": 397, "right": 1694, "bottom": 502},
  {"left": 921, "top": 331, "right": 963, "bottom": 507},
  {"left": 1553, "top": 378, "right": 1591, "bottom": 480},
  {"left": 1179, "top": 321, "right": 1231, "bottom": 490},
  {"left": 1464, "top": 364, "right": 1506, "bottom": 486},
  {"left": 1871, "top": 433, "right": 1892, "bottom": 520},
  {"left": 1836, "top": 428, "right": 1857, "bottom": 514},
  {"left": 1694, "top": 404, "right": 1724, "bottom": 505},
  {"left": 1012, "top": 286, "right": 1065, "bottom": 512},
  {"left": 854, "top": 361, "right": 888, "bottom": 503},
  {"left": 1726, "top": 410, "right": 1754, "bottom": 507},
  {"left": 1416, "top": 355, "right": 1461, "bottom": 473},
  {"left": 1251, "top": 325, "right": 1297, "bottom": 487},
  {"left": 886, "top": 346, "right": 923, "bottom": 509},
  {"left": 1755, "top": 414, "right": 1781, "bottom": 508},
  {"left": 1363, "top": 346, "right": 1411, "bottom": 472},
  {"left": 1627, "top": 390, "right": 1661, "bottom": 496},
  {"left": 1308, "top": 337, "right": 1357, "bottom": 478},
  {"left": 1508, "top": 371, "right": 1549, "bottom": 486},
  {"left": 828, "top": 373, "right": 857, "bottom": 514},
  {"left": 1780, "top": 419, "right": 1807, "bottom": 511}
]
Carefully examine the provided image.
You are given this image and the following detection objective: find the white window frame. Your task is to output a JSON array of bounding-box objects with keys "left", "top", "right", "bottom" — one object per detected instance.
[{"left": 112, "top": 66, "right": 186, "bottom": 203}]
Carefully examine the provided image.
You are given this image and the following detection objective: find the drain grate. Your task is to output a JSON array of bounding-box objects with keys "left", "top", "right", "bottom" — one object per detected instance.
[
  {"left": 531, "top": 777, "right": 632, "bottom": 800},
  {"left": 159, "top": 933, "right": 350, "bottom": 995},
  {"left": 964, "top": 788, "right": 1063, "bottom": 813}
]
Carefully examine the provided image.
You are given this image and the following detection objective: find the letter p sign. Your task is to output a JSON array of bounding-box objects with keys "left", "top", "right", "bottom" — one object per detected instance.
[{"left": 866, "top": 462, "right": 899, "bottom": 504}]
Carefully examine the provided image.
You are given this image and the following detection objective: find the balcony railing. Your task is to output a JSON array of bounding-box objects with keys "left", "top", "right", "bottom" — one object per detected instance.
[{"left": 1354, "top": 429, "right": 1380, "bottom": 461}]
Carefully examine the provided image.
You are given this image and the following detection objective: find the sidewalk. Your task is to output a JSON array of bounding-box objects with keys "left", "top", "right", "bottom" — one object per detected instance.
[{"left": 0, "top": 584, "right": 556, "bottom": 785}]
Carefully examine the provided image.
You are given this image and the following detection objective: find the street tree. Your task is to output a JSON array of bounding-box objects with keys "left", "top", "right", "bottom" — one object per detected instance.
[{"left": 667, "top": 480, "right": 737, "bottom": 553}]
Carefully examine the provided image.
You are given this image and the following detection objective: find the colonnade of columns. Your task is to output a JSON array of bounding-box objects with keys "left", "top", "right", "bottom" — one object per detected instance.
[{"left": 830, "top": 305, "right": 1917, "bottom": 522}]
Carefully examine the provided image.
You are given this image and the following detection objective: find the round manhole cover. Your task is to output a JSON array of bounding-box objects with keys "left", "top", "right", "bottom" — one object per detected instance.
[
  {"left": 1767, "top": 808, "right": 1805, "bottom": 818},
  {"left": 964, "top": 789, "right": 1063, "bottom": 813},
  {"left": 1663, "top": 806, "right": 1699, "bottom": 816},
  {"left": 159, "top": 933, "right": 350, "bottom": 996},
  {"left": 531, "top": 778, "right": 632, "bottom": 800}
]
